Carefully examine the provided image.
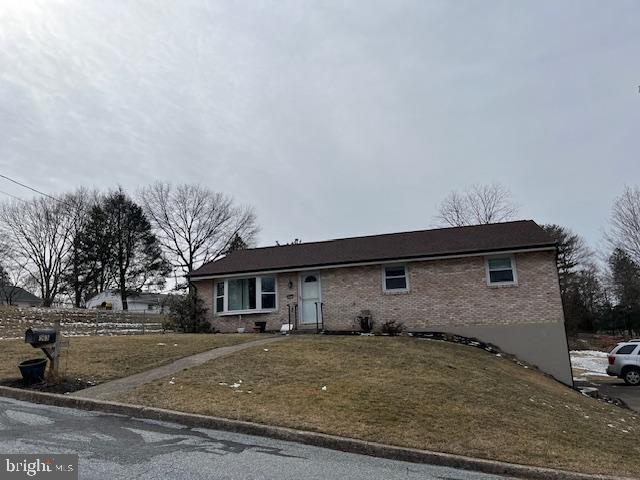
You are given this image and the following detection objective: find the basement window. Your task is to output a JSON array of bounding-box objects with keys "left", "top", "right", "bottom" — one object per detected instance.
[
  {"left": 216, "top": 276, "right": 277, "bottom": 314},
  {"left": 383, "top": 265, "right": 409, "bottom": 292},
  {"left": 485, "top": 255, "right": 517, "bottom": 286}
]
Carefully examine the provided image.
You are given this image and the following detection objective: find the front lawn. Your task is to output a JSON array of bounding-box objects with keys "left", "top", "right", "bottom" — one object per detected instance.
[
  {"left": 0, "top": 334, "right": 257, "bottom": 388},
  {"left": 118, "top": 336, "right": 638, "bottom": 477}
]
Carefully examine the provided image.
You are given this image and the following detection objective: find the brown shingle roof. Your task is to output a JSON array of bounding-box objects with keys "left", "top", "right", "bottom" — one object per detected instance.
[{"left": 189, "top": 220, "right": 555, "bottom": 278}]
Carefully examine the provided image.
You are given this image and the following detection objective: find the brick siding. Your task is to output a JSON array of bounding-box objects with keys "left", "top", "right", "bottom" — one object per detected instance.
[{"left": 193, "top": 250, "right": 564, "bottom": 333}]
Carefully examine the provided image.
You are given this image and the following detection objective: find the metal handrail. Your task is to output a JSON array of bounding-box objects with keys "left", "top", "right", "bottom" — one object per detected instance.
[{"left": 314, "top": 302, "right": 324, "bottom": 333}]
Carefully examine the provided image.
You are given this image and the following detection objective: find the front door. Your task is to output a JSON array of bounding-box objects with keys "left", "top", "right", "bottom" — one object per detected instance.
[{"left": 299, "top": 272, "right": 321, "bottom": 325}]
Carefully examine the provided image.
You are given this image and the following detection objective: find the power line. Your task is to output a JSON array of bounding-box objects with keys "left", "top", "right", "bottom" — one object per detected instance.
[
  {"left": 0, "top": 174, "right": 62, "bottom": 202},
  {"left": 0, "top": 190, "right": 26, "bottom": 202},
  {"left": 0, "top": 174, "right": 73, "bottom": 207}
]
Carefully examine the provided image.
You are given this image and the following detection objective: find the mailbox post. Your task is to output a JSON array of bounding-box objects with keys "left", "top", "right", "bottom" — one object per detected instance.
[{"left": 24, "top": 320, "right": 62, "bottom": 379}]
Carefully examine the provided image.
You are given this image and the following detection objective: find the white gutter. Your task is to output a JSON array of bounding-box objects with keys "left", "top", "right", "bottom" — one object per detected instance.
[{"left": 189, "top": 246, "right": 556, "bottom": 281}]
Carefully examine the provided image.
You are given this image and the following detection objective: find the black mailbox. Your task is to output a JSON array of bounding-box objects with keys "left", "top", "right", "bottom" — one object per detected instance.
[{"left": 25, "top": 328, "right": 57, "bottom": 348}]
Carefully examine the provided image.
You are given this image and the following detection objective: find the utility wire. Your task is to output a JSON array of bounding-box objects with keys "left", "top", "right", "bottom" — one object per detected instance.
[
  {"left": 0, "top": 173, "right": 72, "bottom": 207},
  {"left": 0, "top": 189, "right": 26, "bottom": 202},
  {"left": 0, "top": 174, "right": 61, "bottom": 202}
]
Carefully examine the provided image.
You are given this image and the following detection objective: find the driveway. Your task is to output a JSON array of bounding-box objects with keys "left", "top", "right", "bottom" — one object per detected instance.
[
  {"left": 0, "top": 398, "right": 513, "bottom": 480},
  {"left": 575, "top": 377, "right": 640, "bottom": 411},
  {"left": 570, "top": 349, "right": 640, "bottom": 411}
]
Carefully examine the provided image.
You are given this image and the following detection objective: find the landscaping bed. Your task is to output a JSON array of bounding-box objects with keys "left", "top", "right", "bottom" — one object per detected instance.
[
  {"left": 118, "top": 335, "right": 638, "bottom": 477},
  {"left": 0, "top": 334, "right": 257, "bottom": 393}
]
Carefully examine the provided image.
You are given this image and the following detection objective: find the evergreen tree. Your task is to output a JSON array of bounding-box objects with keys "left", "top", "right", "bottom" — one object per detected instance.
[
  {"left": 86, "top": 188, "right": 171, "bottom": 310},
  {"left": 225, "top": 233, "right": 248, "bottom": 254}
]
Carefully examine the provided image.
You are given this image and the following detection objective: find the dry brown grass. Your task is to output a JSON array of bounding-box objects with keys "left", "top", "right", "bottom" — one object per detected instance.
[
  {"left": 0, "top": 334, "right": 257, "bottom": 384},
  {"left": 569, "top": 333, "right": 626, "bottom": 352},
  {"left": 118, "top": 336, "right": 638, "bottom": 477}
]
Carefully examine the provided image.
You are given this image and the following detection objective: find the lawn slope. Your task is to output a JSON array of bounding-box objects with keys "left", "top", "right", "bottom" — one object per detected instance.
[
  {"left": 0, "top": 334, "right": 256, "bottom": 385},
  {"left": 119, "top": 336, "right": 637, "bottom": 477}
]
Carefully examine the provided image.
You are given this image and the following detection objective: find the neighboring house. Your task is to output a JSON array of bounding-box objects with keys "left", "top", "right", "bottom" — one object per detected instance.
[
  {"left": 189, "top": 220, "right": 572, "bottom": 385},
  {"left": 0, "top": 286, "right": 43, "bottom": 307},
  {"left": 85, "top": 291, "right": 169, "bottom": 314}
]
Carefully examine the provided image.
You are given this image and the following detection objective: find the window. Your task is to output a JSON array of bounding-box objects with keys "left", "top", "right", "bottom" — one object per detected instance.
[
  {"left": 215, "top": 282, "right": 224, "bottom": 312},
  {"left": 486, "top": 256, "right": 517, "bottom": 285},
  {"left": 616, "top": 345, "right": 638, "bottom": 355},
  {"left": 228, "top": 278, "right": 257, "bottom": 311},
  {"left": 261, "top": 276, "right": 276, "bottom": 309},
  {"left": 215, "top": 276, "right": 276, "bottom": 313},
  {"left": 383, "top": 265, "right": 408, "bottom": 292}
]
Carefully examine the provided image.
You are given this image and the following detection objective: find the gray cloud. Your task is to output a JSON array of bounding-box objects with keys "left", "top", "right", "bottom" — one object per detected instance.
[{"left": 0, "top": 0, "right": 638, "bottom": 248}]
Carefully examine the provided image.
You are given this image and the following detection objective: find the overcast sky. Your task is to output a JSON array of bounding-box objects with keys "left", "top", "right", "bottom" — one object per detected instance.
[{"left": 0, "top": 0, "right": 638, "bottom": 251}]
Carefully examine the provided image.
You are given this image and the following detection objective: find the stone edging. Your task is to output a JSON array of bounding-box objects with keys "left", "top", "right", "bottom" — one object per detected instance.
[{"left": 0, "top": 386, "right": 628, "bottom": 480}]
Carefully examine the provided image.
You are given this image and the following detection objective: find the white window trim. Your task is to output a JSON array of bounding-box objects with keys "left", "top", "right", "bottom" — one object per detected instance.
[
  {"left": 214, "top": 276, "right": 278, "bottom": 315},
  {"left": 485, "top": 254, "right": 518, "bottom": 287},
  {"left": 214, "top": 281, "right": 225, "bottom": 313},
  {"left": 382, "top": 264, "right": 410, "bottom": 293}
]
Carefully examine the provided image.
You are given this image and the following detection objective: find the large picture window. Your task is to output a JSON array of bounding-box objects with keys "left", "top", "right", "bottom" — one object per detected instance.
[
  {"left": 486, "top": 256, "right": 517, "bottom": 285},
  {"left": 215, "top": 276, "right": 277, "bottom": 313},
  {"left": 228, "top": 278, "right": 256, "bottom": 311}
]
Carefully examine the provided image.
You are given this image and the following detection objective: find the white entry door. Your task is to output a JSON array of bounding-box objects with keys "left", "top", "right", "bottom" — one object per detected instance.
[{"left": 299, "top": 272, "right": 321, "bottom": 325}]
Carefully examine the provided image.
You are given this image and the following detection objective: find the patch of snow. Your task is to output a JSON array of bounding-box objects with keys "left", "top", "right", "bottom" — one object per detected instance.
[
  {"left": 570, "top": 350, "right": 609, "bottom": 377},
  {"left": 321, "top": 385, "right": 327, "bottom": 391},
  {"left": 157, "top": 343, "right": 166, "bottom": 346}
]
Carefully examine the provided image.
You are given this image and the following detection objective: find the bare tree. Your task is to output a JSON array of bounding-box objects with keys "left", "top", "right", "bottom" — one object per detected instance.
[
  {"left": 607, "top": 186, "right": 640, "bottom": 265},
  {"left": 140, "top": 182, "right": 258, "bottom": 288},
  {"left": 0, "top": 196, "right": 75, "bottom": 306},
  {"left": 435, "top": 183, "right": 519, "bottom": 227},
  {"left": 0, "top": 256, "right": 30, "bottom": 305}
]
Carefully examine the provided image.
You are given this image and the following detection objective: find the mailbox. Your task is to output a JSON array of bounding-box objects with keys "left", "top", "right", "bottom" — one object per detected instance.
[{"left": 24, "top": 328, "right": 57, "bottom": 348}]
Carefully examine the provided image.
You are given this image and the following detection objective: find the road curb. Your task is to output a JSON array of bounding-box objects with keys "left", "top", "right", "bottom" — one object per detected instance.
[{"left": 0, "top": 385, "right": 628, "bottom": 480}]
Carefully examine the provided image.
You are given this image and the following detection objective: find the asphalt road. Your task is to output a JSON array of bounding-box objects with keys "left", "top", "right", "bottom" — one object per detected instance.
[{"left": 0, "top": 398, "right": 516, "bottom": 480}]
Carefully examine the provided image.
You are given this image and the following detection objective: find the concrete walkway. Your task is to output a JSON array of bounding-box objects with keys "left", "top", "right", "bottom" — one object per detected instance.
[{"left": 73, "top": 336, "right": 287, "bottom": 401}]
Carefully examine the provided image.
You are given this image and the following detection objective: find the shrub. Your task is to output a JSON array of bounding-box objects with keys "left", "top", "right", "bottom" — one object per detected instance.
[
  {"left": 381, "top": 319, "right": 404, "bottom": 336},
  {"left": 166, "top": 292, "right": 211, "bottom": 333}
]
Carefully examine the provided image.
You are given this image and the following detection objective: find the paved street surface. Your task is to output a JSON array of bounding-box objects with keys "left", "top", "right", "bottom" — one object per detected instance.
[{"left": 0, "top": 398, "right": 516, "bottom": 480}]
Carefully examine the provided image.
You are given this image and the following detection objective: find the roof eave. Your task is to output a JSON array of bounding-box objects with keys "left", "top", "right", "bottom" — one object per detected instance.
[{"left": 188, "top": 243, "right": 556, "bottom": 280}]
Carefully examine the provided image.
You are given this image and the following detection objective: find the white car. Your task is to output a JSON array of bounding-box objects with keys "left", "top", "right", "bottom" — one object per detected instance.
[{"left": 607, "top": 341, "right": 640, "bottom": 385}]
